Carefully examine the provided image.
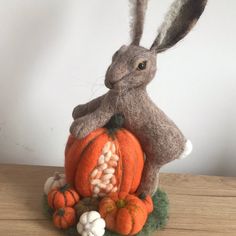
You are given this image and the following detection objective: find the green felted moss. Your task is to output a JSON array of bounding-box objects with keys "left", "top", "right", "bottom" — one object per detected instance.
[{"left": 42, "top": 189, "right": 169, "bottom": 236}]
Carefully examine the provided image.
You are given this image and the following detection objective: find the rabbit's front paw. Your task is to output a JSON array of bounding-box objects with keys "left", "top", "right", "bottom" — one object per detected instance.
[
  {"left": 72, "top": 105, "right": 86, "bottom": 119},
  {"left": 70, "top": 118, "right": 89, "bottom": 139}
]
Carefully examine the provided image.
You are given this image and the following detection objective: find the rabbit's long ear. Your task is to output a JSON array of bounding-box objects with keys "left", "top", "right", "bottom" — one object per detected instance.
[
  {"left": 150, "top": 0, "right": 207, "bottom": 53},
  {"left": 130, "top": 0, "right": 148, "bottom": 45}
]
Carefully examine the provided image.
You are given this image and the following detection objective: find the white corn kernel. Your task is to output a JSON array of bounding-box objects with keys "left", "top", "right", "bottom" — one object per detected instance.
[
  {"left": 101, "top": 174, "right": 113, "bottom": 181},
  {"left": 95, "top": 171, "right": 102, "bottom": 179},
  {"left": 91, "top": 179, "right": 101, "bottom": 185},
  {"left": 93, "top": 186, "right": 100, "bottom": 194},
  {"left": 108, "top": 160, "right": 118, "bottom": 167},
  {"left": 111, "top": 143, "right": 116, "bottom": 153},
  {"left": 102, "top": 179, "right": 110, "bottom": 185},
  {"left": 104, "top": 168, "right": 115, "bottom": 174},
  {"left": 111, "top": 186, "right": 118, "bottom": 192},
  {"left": 98, "top": 163, "right": 108, "bottom": 171},
  {"left": 111, "top": 154, "right": 119, "bottom": 161},
  {"left": 98, "top": 155, "right": 105, "bottom": 164},
  {"left": 102, "top": 142, "right": 111, "bottom": 154},
  {"left": 98, "top": 183, "right": 107, "bottom": 189},
  {"left": 104, "top": 151, "right": 112, "bottom": 162},
  {"left": 90, "top": 169, "right": 98, "bottom": 178}
]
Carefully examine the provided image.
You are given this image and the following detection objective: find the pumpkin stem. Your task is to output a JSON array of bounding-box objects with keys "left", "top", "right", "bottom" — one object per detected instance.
[
  {"left": 59, "top": 184, "right": 70, "bottom": 192},
  {"left": 53, "top": 172, "right": 61, "bottom": 180},
  {"left": 116, "top": 199, "right": 126, "bottom": 208},
  {"left": 138, "top": 193, "right": 147, "bottom": 200},
  {"left": 57, "top": 208, "right": 65, "bottom": 216},
  {"left": 104, "top": 114, "right": 125, "bottom": 132}
]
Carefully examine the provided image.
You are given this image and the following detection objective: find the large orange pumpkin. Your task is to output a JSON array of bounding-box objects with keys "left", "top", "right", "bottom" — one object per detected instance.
[
  {"left": 65, "top": 114, "right": 144, "bottom": 198},
  {"left": 99, "top": 192, "right": 148, "bottom": 235}
]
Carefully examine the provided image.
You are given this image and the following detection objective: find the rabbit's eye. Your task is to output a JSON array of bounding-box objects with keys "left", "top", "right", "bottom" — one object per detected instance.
[{"left": 137, "top": 61, "right": 147, "bottom": 70}]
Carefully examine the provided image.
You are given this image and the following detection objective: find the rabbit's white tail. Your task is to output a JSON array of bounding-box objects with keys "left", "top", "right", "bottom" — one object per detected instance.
[{"left": 179, "top": 139, "right": 193, "bottom": 160}]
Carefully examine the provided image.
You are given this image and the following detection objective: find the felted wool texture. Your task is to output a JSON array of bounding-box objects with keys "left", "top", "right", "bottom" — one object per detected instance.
[
  {"left": 70, "top": 0, "right": 208, "bottom": 195},
  {"left": 65, "top": 126, "right": 144, "bottom": 198},
  {"left": 48, "top": 186, "right": 79, "bottom": 209},
  {"left": 42, "top": 189, "right": 169, "bottom": 236},
  {"left": 70, "top": 82, "right": 186, "bottom": 196},
  {"left": 99, "top": 192, "right": 148, "bottom": 235},
  {"left": 151, "top": 0, "right": 208, "bottom": 53},
  {"left": 129, "top": 0, "right": 148, "bottom": 45},
  {"left": 65, "top": 128, "right": 105, "bottom": 185}
]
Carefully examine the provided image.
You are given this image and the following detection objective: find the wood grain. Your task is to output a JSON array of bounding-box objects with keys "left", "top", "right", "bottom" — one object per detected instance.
[{"left": 0, "top": 164, "right": 235, "bottom": 235}]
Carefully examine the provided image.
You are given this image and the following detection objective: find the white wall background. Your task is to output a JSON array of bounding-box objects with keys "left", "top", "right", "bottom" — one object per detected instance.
[{"left": 0, "top": 0, "right": 235, "bottom": 176}]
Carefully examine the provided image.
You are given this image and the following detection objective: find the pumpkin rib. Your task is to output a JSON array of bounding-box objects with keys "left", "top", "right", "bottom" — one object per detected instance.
[
  {"left": 130, "top": 139, "right": 138, "bottom": 195},
  {"left": 51, "top": 191, "right": 58, "bottom": 209},
  {"left": 116, "top": 208, "right": 133, "bottom": 235},
  {"left": 62, "top": 214, "right": 69, "bottom": 228},
  {"left": 59, "top": 215, "right": 63, "bottom": 229},
  {"left": 65, "top": 135, "right": 75, "bottom": 156},
  {"left": 116, "top": 130, "right": 136, "bottom": 193},
  {"left": 122, "top": 129, "right": 144, "bottom": 193},
  {"left": 65, "top": 190, "right": 76, "bottom": 206},
  {"left": 73, "top": 131, "right": 106, "bottom": 194},
  {"left": 127, "top": 205, "right": 135, "bottom": 235},
  {"left": 68, "top": 189, "right": 77, "bottom": 203},
  {"left": 75, "top": 132, "right": 109, "bottom": 196},
  {"left": 66, "top": 130, "right": 105, "bottom": 182},
  {"left": 61, "top": 217, "right": 68, "bottom": 229},
  {"left": 65, "top": 128, "right": 105, "bottom": 184},
  {"left": 125, "top": 194, "right": 148, "bottom": 235},
  {"left": 64, "top": 208, "right": 75, "bottom": 227},
  {"left": 62, "top": 192, "right": 67, "bottom": 207},
  {"left": 53, "top": 215, "right": 61, "bottom": 228},
  {"left": 114, "top": 135, "right": 123, "bottom": 192},
  {"left": 126, "top": 202, "right": 147, "bottom": 235},
  {"left": 99, "top": 198, "right": 116, "bottom": 219}
]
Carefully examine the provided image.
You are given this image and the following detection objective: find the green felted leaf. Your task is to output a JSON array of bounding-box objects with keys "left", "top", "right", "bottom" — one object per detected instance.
[{"left": 42, "top": 189, "right": 169, "bottom": 236}]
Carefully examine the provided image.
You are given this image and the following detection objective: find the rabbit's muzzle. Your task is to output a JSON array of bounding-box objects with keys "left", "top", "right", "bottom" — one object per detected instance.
[{"left": 105, "top": 64, "right": 127, "bottom": 90}]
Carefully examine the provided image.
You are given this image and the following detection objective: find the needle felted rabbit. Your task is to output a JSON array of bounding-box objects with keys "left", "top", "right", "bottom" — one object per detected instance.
[{"left": 70, "top": 0, "right": 208, "bottom": 195}]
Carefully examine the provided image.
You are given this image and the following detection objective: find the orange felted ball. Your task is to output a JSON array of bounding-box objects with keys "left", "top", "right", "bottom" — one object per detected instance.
[
  {"left": 53, "top": 207, "right": 76, "bottom": 229},
  {"left": 99, "top": 192, "right": 148, "bottom": 235},
  {"left": 65, "top": 115, "right": 144, "bottom": 198},
  {"left": 48, "top": 185, "right": 79, "bottom": 209}
]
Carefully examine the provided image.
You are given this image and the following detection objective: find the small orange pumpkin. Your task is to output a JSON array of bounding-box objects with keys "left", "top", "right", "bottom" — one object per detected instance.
[
  {"left": 139, "top": 193, "right": 154, "bottom": 214},
  {"left": 53, "top": 207, "right": 76, "bottom": 229},
  {"left": 99, "top": 192, "right": 148, "bottom": 235},
  {"left": 65, "top": 114, "right": 144, "bottom": 198},
  {"left": 48, "top": 185, "right": 79, "bottom": 209}
]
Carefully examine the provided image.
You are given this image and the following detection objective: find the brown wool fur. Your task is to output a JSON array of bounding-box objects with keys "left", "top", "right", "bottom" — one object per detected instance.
[{"left": 70, "top": 0, "right": 208, "bottom": 195}]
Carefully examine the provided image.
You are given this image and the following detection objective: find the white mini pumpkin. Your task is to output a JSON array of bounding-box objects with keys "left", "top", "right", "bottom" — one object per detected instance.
[
  {"left": 44, "top": 172, "right": 66, "bottom": 194},
  {"left": 77, "top": 211, "right": 105, "bottom": 236}
]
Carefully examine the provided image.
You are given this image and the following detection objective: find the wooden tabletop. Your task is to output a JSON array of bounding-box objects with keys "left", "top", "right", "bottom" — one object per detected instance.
[{"left": 0, "top": 164, "right": 235, "bottom": 236}]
